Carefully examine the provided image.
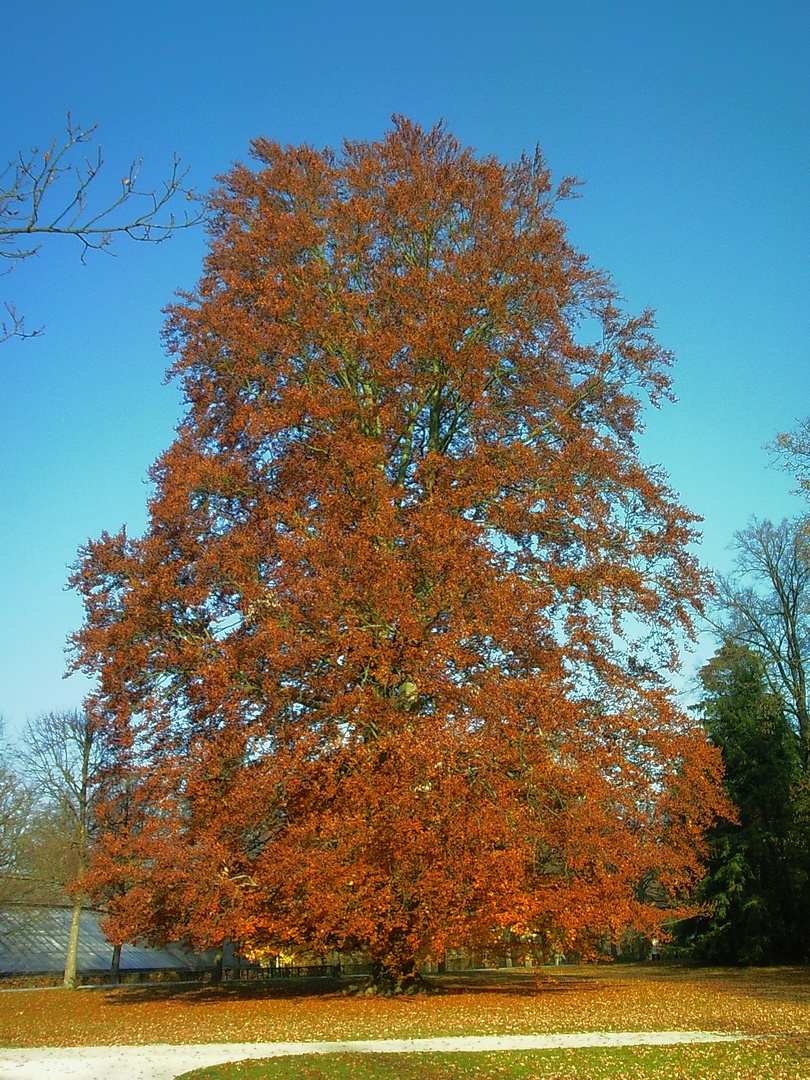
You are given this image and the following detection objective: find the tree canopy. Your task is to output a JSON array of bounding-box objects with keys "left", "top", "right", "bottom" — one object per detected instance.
[{"left": 71, "top": 119, "right": 725, "bottom": 985}]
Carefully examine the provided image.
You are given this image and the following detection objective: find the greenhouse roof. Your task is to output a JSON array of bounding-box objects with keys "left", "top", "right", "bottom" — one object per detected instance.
[{"left": 0, "top": 907, "right": 210, "bottom": 975}]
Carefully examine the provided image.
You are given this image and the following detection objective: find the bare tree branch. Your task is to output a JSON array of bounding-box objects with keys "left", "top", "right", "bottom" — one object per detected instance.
[
  {"left": 0, "top": 301, "right": 39, "bottom": 344},
  {"left": 711, "top": 517, "right": 810, "bottom": 769},
  {"left": 1, "top": 114, "right": 203, "bottom": 340},
  {"left": 0, "top": 719, "right": 38, "bottom": 906}
]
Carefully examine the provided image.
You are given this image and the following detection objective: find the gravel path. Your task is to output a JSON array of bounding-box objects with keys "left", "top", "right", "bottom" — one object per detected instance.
[{"left": 0, "top": 1031, "right": 751, "bottom": 1080}]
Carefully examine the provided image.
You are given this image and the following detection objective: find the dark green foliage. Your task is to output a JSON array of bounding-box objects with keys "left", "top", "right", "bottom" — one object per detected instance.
[{"left": 681, "top": 644, "right": 809, "bottom": 963}]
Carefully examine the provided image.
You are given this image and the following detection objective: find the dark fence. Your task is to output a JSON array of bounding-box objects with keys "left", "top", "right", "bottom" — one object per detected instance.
[{"left": 225, "top": 963, "right": 346, "bottom": 981}]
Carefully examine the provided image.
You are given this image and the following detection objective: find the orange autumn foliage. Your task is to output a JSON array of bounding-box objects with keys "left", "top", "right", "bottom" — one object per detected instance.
[{"left": 71, "top": 119, "right": 726, "bottom": 982}]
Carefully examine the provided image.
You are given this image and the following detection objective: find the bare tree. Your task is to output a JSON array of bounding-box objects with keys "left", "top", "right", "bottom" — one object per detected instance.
[
  {"left": 773, "top": 419, "right": 810, "bottom": 498},
  {"left": 713, "top": 517, "right": 810, "bottom": 769},
  {"left": 0, "top": 721, "right": 35, "bottom": 906},
  {"left": 20, "top": 710, "right": 105, "bottom": 988},
  {"left": 1, "top": 114, "right": 202, "bottom": 341}
]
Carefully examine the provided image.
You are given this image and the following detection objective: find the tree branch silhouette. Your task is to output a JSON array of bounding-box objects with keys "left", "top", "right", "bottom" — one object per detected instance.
[{"left": 1, "top": 114, "right": 203, "bottom": 341}]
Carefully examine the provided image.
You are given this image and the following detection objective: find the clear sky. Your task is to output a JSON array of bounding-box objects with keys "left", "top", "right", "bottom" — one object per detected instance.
[{"left": 1, "top": 0, "right": 808, "bottom": 734}]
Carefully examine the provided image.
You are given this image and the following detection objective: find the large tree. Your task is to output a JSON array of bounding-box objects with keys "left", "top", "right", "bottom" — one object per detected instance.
[{"left": 71, "top": 120, "right": 725, "bottom": 987}]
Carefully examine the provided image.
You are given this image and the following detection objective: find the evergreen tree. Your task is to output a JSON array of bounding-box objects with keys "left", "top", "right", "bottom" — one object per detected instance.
[{"left": 683, "top": 644, "right": 807, "bottom": 963}]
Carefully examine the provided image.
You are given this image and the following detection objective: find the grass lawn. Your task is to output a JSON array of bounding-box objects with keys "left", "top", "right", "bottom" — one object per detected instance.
[
  {"left": 173, "top": 1042, "right": 810, "bottom": 1080},
  {"left": 1, "top": 966, "right": 809, "bottom": 1079}
]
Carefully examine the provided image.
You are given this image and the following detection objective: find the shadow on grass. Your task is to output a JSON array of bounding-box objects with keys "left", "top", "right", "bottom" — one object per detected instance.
[
  {"left": 678, "top": 965, "right": 810, "bottom": 1005},
  {"left": 100, "top": 968, "right": 603, "bottom": 1007},
  {"left": 102, "top": 976, "right": 347, "bottom": 1006}
]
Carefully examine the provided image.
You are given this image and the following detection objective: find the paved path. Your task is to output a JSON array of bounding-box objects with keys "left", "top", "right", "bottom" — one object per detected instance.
[{"left": 0, "top": 1031, "right": 751, "bottom": 1080}]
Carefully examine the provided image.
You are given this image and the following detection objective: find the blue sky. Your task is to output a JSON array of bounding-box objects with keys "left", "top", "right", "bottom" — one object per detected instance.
[{"left": 1, "top": 1, "right": 808, "bottom": 733}]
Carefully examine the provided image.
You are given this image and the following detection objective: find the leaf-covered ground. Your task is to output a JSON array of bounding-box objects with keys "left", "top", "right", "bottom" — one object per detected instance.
[{"left": 1, "top": 966, "right": 809, "bottom": 1051}]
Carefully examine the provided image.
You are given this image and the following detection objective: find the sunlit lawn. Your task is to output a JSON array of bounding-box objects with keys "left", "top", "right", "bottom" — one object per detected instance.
[
  {"left": 174, "top": 1041, "right": 810, "bottom": 1080},
  {"left": 1, "top": 966, "right": 809, "bottom": 1079}
]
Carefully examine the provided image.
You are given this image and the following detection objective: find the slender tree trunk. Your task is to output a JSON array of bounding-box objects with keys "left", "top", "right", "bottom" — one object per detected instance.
[
  {"left": 110, "top": 943, "right": 122, "bottom": 984},
  {"left": 63, "top": 895, "right": 83, "bottom": 988}
]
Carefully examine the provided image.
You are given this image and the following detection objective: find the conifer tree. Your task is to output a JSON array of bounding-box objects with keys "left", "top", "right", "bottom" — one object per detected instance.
[{"left": 684, "top": 645, "right": 806, "bottom": 963}]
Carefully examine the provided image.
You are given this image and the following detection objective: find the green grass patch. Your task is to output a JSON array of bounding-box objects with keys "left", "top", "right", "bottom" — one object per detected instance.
[{"left": 174, "top": 1039, "right": 810, "bottom": 1080}]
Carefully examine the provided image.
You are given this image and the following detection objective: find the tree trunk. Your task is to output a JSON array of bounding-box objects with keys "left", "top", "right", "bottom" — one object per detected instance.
[
  {"left": 63, "top": 896, "right": 83, "bottom": 989},
  {"left": 368, "top": 942, "right": 424, "bottom": 994},
  {"left": 110, "top": 943, "right": 122, "bottom": 984},
  {"left": 210, "top": 947, "right": 223, "bottom": 986}
]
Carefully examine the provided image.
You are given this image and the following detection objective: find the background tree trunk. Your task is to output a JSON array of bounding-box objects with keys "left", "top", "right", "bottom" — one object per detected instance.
[
  {"left": 110, "top": 942, "right": 122, "bottom": 984},
  {"left": 63, "top": 896, "right": 82, "bottom": 988},
  {"left": 210, "top": 946, "right": 223, "bottom": 985}
]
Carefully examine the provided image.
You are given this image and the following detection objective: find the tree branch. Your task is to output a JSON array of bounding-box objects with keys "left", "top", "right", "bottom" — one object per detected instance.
[{"left": 1, "top": 114, "right": 204, "bottom": 339}]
